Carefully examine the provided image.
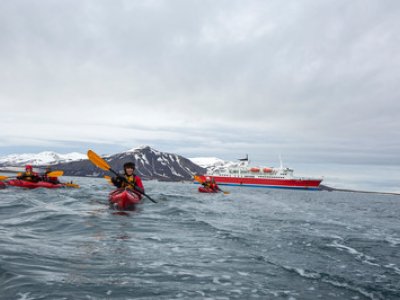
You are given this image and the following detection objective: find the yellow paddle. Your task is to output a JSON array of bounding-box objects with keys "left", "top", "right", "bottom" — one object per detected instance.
[
  {"left": 194, "top": 175, "right": 230, "bottom": 194},
  {"left": 0, "top": 170, "right": 64, "bottom": 181},
  {"left": 46, "top": 170, "right": 64, "bottom": 177},
  {"left": 63, "top": 183, "right": 80, "bottom": 188},
  {"left": 87, "top": 150, "right": 157, "bottom": 203},
  {"left": 194, "top": 175, "right": 205, "bottom": 185}
]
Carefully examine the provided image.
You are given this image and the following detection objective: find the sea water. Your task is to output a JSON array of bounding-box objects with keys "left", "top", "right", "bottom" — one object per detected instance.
[{"left": 0, "top": 177, "right": 399, "bottom": 299}]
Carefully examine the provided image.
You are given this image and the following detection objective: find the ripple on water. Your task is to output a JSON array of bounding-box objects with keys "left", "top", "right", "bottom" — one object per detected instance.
[{"left": 0, "top": 179, "right": 400, "bottom": 299}]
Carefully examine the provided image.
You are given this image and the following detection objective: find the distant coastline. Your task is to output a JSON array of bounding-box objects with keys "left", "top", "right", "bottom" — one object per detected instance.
[
  {"left": 319, "top": 184, "right": 400, "bottom": 196},
  {"left": 1, "top": 168, "right": 398, "bottom": 196}
]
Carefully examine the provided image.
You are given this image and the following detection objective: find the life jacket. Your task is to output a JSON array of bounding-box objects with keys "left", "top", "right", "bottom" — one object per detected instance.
[
  {"left": 18, "top": 171, "right": 40, "bottom": 182},
  {"left": 121, "top": 174, "right": 137, "bottom": 189},
  {"left": 209, "top": 183, "right": 218, "bottom": 191},
  {"left": 121, "top": 174, "right": 145, "bottom": 200}
]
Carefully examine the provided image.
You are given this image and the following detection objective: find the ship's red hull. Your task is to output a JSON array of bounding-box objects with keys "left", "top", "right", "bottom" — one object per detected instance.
[{"left": 198, "top": 175, "right": 322, "bottom": 190}]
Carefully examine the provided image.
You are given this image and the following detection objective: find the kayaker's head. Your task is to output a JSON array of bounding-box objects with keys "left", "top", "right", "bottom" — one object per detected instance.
[
  {"left": 25, "top": 165, "right": 33, "bottom": 173},
  {"left": 123, "top": 162, "right": 135, "bottom": 176},
  {"left": 205, "top": 176, "right": 211, "bottom": 182}
]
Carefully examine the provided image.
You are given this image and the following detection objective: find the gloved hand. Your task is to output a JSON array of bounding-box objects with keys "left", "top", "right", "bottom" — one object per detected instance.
[{"left": 111, "top": 176, "right": 124, "bottom": 188}]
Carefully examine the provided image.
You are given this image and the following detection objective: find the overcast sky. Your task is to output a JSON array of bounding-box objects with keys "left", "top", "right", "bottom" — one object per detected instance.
[{"left": 1, "top": 0, "right": 399, "bottom": 166}]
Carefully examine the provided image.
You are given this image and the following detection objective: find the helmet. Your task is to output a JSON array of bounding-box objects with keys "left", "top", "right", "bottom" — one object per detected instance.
[
  {"left": 206, "top": 176, "right": 211, "bottom": 181},
  {"left": 123, "top": 162, "right": 135, "bottom": 169},
  {"left": 26, "top": 165, "right": 33, "bottom": 170}
]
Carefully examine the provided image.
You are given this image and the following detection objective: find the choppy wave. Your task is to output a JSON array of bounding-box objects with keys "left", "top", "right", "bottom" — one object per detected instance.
[{"left": 0, "top": 177, "right": 399, "bottom": 299}]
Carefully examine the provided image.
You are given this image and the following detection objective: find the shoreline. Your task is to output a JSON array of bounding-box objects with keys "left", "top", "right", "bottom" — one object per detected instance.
[
  {"left": 1, "top": 169, "right": 398, "bottom": 196},
  {"left": 319, "top": 184, "right": 400, "bottom": 196}
]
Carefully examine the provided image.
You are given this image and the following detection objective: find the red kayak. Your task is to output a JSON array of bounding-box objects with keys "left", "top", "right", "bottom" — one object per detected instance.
[
  {"left": 0, "top": 181, "right": 6, "bottom": 189},
  {"left": 109, "top": 189, "right": 142, "bottom": 210},
  {"left": 198, "top": 186, "right": 218, "bottom": 193},
  {"left": 7, "top": 179, "right": 63, "bottom": 189}
]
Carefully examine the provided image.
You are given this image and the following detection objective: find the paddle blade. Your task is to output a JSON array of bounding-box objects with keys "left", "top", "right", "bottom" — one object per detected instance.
[
  {"left": 64, "top": 183, "right": 80, "bottom": 188},
  {"left": 0, "top": 176, "right": 8, "bottom": 181},
  {"left": 87, "top": 150, "right": 111, "bottom": 171},
  {"left": 194, "top": 175, "right": 204, "bottom": 184},
  {"left": 47, "top": 170, "right": 64, "bottom": 177}
]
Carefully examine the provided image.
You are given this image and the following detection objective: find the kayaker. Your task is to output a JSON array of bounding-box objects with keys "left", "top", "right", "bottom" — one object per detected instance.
[
  {"left": 17, "top": 165, "right": 41, "bottom": 182},
  {"left": 211, "top": 177, "right": 221, "bottom": 192},
  {"left": 42, "top": 166, "right": 60, "bottom": 184},
  {"left": 111, "top": 162, "right": 144, "bottom": 197},
  {"left": 204, "top": 176, "right": 220, "bottom": 192}
]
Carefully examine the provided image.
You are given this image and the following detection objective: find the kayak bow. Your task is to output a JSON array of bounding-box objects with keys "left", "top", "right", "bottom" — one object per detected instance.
[{"left": 109, "top": 188, "right": 142, "bottom": 210}]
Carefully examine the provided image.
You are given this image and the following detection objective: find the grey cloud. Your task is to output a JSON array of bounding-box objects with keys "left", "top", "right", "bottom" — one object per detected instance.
[{"left": 0, "top": 0, "right": 399, "bottom": 166}]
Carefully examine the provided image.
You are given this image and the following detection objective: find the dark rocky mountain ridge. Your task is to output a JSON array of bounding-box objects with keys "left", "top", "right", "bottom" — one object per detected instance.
[{"left": 51, "top": 146, "right": 205, "bottom": 181}]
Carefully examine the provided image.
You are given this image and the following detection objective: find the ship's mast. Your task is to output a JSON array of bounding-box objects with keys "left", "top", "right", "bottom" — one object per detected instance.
[{"left": 238, "top": 154, "right": 249, "bottom": 176}]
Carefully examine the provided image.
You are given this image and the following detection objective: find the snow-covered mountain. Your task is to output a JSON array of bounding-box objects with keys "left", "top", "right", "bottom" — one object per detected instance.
[
  {"left": 0, "top": 151, "right": 86, "bottom": 167},
  {"left": 52, "top": 146, "right": 206, "bottom": 181},
  {"left": 188, "top": 157, "right": 226, "bottom": 168},
  {"left": 189, "top": 157, "right": 241, "bottom": 172}
]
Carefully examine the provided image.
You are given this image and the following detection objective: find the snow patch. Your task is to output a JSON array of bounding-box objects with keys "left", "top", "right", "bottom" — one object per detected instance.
[
  {"left": 0, "top": 151, "right": 86, "bottom": 166},
  {"left": 126, "top": 145, "right": 151, "bottom": 152}
]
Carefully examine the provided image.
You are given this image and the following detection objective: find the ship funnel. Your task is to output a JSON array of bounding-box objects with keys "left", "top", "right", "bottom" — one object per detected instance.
[
  {"left": 238, "top": 154, "right": 248, "bottom": 161},
  {"left": 238, "top": 154, "right": 249, "bottom": 166}
]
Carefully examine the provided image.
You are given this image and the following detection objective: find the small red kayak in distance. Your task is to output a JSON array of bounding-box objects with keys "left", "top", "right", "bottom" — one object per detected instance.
[
  {"left": 7, "top": 179, "right": 63, "bottom": 189},
  {"left": 198, "top": 186, "right": 218, "bottom": 193},
  {"left": 109, "top": 189, "right": 142, "bottom": 210}
]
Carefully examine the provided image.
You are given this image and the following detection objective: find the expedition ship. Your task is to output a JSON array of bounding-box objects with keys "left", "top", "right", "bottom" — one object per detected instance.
[{"left": 197, "top": 156, "right": 322, "bottom": 190}]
